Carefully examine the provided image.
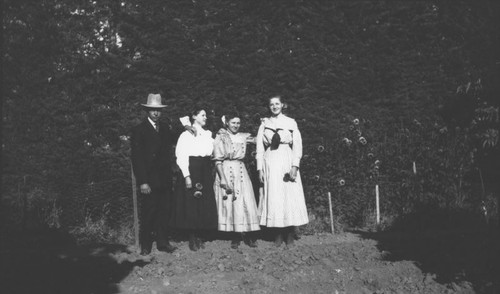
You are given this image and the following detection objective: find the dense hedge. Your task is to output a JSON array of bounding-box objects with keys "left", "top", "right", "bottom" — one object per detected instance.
[{"left": 3, "top": 0, "right": 499, "bottom": 230}]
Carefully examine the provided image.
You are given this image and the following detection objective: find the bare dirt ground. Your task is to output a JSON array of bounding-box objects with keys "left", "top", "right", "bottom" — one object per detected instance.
[{"left": 2, "top": 228, "right": 498, "bottom": 294}]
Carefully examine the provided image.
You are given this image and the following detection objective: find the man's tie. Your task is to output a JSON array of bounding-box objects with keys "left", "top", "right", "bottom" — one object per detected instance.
[{"left": 154, "top": 123, "right": 159, "bottom": 132}]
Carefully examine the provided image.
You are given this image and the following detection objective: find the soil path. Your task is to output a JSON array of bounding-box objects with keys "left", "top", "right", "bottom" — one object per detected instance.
[
  {"left": 115, "top": 233, "right": 470, "bottom": 294},
  {"left": 3, "top": 230, "right": 496, "bottom": 293}
]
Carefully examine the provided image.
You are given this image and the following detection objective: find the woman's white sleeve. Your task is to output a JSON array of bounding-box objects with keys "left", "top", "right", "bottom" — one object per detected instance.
[
  {"left": 291, "top": 120, "right": 303, "bottom": 168},
  {"left": 175, "top": 132, "right": 191, "bottom": 177},
  {"left": 256, "top": 122, "right": 265, "bottom": 171}
]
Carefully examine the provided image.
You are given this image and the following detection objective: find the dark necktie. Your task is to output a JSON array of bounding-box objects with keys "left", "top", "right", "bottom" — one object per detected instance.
[{"left": 154, "top": 123, "right": 159, "bottom": 132}]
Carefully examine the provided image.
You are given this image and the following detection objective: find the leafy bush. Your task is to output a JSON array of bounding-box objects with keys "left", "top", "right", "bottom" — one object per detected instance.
[
  {"left": 3, "top": 1, "right": 499, "bottom": 237},
  {"left": 299, "top": 80, "right": 498, "bottom": 229},
  {"left": 69, "top": 212, "right": 134, "bottom": 245}
]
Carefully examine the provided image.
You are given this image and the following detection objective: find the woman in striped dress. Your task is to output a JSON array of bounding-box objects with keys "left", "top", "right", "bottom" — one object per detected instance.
[
  {"left": 213, "top": 112, "right": 260, "bottom": 248},
  {"left": 256, "top": 95, "right": 309, "bottom": 247}
]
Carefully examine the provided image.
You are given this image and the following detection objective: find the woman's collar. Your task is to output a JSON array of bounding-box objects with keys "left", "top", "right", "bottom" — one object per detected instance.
[
  {"left": 271, "top": 113, "right": 284, "bottom": 119},
  {"left": 193, "top": 123, "right": 204, "bottom": 134}
]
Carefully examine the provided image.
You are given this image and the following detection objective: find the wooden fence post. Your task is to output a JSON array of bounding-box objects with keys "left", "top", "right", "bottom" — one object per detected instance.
[
  {"left": 375, "top": 184, "right": 380, "bottom": 225},
  {"left": 328, "top": 192, "right": 335, "bottom": 234},
  {"left": 20, "top": 176, "right": 27, "bottom": 231},
  {"left": 131, "top": 164, "right": 139, "bottom": 250}
]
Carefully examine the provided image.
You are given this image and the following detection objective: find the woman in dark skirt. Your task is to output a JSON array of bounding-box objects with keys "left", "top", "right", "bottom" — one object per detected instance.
[{"left": 169, "top": 108, "right": 218, "bottom": 251}]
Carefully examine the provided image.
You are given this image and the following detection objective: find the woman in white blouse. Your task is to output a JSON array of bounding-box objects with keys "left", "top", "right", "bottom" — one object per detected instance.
[
  {"left": 169, "top": 108, "right": 218, "bottom": 251},
  {"left": 256, "top": 95, "right": 309, "bottom": 247}
]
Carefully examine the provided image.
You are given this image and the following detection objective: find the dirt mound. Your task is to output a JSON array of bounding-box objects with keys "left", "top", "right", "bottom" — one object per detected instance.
[
  {"left": 3, "top": 230, "right": 495, "bottom": 293},
  {"left": 117, "top": 233, "right": 471, "bottom": 294}
]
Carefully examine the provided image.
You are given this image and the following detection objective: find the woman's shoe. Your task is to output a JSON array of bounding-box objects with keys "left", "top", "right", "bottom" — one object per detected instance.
[
  {"left": 243, "top": 233, "right": 257, "bottom": 248},
  {"left": 274, "top": 232, "right": 284, "bottom": 247},
  {"left": 285, "top": 231, "right": 295, "bottom": 247},
  {"left": 246, "top": 238, "right": 258, "bottom": 248},
  {"left": 230, "top": 239, "right": 240, "bottom": 249},
  {"left": 196, "top": 237, "right": 205, "bottom": 249},
  {"left": 189, "top": 234, "right": 198, "bottom": 251},
  {"left": 285, "top": 227, "right": 295, "bottom": 247},
  {"left": 293, "top": 227, "right": 301, "bottom": 240}
]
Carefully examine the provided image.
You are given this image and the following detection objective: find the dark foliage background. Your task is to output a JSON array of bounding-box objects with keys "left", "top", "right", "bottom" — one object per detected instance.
[{"left": 2, "top": 0, "right": 499, "bottom": 234}]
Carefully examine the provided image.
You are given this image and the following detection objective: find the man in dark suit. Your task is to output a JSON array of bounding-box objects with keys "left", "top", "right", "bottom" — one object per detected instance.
[{"left": 131, "top": 93, "right": 181, "bottom": 255}]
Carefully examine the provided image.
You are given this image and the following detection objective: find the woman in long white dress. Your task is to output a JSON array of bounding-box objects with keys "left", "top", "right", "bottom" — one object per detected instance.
[
  {"left": 213, "top": 112, "right": 260, "bottom": 248},
  {"left": 256, "top": 96, "right": 309, "bottom": 247}
]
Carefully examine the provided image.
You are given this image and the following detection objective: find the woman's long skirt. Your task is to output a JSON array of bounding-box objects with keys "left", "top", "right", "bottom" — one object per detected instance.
[
  {"left": 259, "top": 144, "right": 309, "bottom": 227},
  {"left": 169, "top": 156, "right": 218, "bottom": 229},
  {"left": 214, "top": 159, "right": 260, "bottom": 232}
]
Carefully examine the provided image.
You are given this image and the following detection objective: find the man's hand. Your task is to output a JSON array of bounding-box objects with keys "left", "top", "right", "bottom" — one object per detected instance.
[
  {"left": 185, "top": 176, "right": 192, "bottom": 189},
  {"left": 185, "top": 125, "right": 197, "bottom": 136},
  {"left": 140, "top": 183, "right": 152, "bottom": 194}
]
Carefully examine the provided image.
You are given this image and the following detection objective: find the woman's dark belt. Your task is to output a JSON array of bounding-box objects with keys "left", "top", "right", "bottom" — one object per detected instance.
[
  {"left": 264, "top": 142, "right": 291, "bottom": 149},
  {"left": 189, "top": 156, "right": 211, "bottom": 159}
]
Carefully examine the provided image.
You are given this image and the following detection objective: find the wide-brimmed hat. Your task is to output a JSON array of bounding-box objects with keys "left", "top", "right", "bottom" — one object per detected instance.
[{"left": 141, "top": 93, "right": 167, "bottom": 108}]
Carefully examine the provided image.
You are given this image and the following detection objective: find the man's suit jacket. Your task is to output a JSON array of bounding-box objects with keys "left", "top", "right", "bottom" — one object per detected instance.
[{"left": 131, "top": 119, "right": 174, "bottom": 190}]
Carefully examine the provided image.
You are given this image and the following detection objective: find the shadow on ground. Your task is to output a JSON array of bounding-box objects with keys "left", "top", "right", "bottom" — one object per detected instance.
[
  {"left": 356, "top": 207, "right": 500, "bottom": 294},
  {"left": 0, "top": 228, "right": 148, "bottom": 294}
]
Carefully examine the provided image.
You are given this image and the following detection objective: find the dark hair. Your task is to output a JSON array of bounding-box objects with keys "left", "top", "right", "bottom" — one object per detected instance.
[
  {"left": 223, "top": 110, "right": 241, "bottom": 124},
  {"left": 189, "top": 108, "right": 206, "bottom": 123},
  {"left": 267, "top": 95, "right": 283, "bottom": 104}
]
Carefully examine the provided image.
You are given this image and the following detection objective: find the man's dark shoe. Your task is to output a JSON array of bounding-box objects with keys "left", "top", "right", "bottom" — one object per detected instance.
[
  {"left": 140, "top": 248, "right": 151, "bottom": 255},
  {"left": 157, "top": 243, "right": 177, "bottom": 253}
]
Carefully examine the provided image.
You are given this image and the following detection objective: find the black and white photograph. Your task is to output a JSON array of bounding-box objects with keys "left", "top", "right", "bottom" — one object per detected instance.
[{"left": 2, "top": 1, "right": 499, "bottom": 293}]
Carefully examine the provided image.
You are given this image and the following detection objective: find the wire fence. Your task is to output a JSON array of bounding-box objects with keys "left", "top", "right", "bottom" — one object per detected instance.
[
  {"left": 58, "top": 179, "right": 135, "bottom": 230},
  {"left": 1, "top": 175, "right": 137, "bottom": 245},
  {"left": 2, "top": 170, "right": 496, "bottom": 245}
]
